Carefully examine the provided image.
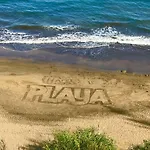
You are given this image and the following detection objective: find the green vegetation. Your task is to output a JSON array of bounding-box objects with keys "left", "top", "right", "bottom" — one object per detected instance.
[
  {"left": 1, "top": 128, "right": 150, "bottom": 150},
  {"left": 25, "top": 128, "right": 117, "bottom": 150},
  {"left": 129, "top": 140, "right": 150, "bottom": 150}
]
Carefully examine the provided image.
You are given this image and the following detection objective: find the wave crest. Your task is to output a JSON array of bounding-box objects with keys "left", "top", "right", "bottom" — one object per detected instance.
[
  {"left": 0, "top": 27, "right": 150, "bottom": 48},
  {"left": 10, "top": 24, "right": 78, "bottom": 31}
]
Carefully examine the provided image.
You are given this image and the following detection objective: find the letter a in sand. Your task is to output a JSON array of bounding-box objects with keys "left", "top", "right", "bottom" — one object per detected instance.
[{"left": 90, "top": 89, "right": 109, "bottom": 104}]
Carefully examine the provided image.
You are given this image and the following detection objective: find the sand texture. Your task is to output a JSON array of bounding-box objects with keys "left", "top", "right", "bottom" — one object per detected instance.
[{"left": 0, "top": 59, "right": 150, "bottom": 149}]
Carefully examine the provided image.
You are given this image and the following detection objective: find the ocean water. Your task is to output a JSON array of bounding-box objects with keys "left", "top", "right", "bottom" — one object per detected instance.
[{"left": 0, "top": 0, "right": 150, "bottom": 69}]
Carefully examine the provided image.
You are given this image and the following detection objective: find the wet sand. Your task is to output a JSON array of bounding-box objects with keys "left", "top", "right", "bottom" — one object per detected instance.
[
  {"left": 1, "top": 46, "right": 150, "bottom": 74},
  {"left": 0, "top": 58, "right": 150, "bottom": 149}
]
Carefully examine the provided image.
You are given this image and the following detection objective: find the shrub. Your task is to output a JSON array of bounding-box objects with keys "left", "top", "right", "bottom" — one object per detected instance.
[
  {"left": 129, "top": 140, "right": 150, "bottom": 150},
  {"left": 26, "top": 128, "right": 117, "bottom": 150}
]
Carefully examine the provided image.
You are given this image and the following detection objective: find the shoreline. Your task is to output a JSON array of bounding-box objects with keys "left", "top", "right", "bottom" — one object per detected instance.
[
  {"left": 1, "top": 46, "right": 150, "bottom": 74},
  {"left": 0, "top": 58, "right": 150, "bottom": 149}
]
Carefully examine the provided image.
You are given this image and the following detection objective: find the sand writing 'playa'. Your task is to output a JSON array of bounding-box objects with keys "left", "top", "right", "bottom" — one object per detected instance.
[{"left": 22, "top": 84, "right": 111, "bottom": 105}]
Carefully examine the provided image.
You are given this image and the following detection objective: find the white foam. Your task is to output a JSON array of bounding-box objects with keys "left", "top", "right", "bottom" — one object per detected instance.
[
  {"left": 0, "top": 29, "right": 35, "bottom": 41},
  {"left": 0, "top": 27, "right": 150, "bottom": 47},
  {"left": 44, "top": 25, "right": 78, "bottom": 31}
]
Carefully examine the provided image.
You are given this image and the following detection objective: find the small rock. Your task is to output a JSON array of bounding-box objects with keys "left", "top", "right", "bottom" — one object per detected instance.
[
  {"left": 120, "top": 70, "right": 127, "bottom": 74},
  {"left": 139, "top": 85, "right": 144, "bottom": 87},
  {"left": 145, "top": 74, "right": 149, "bottom": 77}
]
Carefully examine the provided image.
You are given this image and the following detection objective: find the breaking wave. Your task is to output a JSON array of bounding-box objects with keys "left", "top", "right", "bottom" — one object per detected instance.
[
  {"left": 0, "top": 27, "right": 150, "bottom": 49},
  {"left": 10, "top": 24, "right": 78, "bottom": 31}
]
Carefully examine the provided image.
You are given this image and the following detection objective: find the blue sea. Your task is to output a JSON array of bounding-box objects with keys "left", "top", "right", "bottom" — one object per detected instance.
[{"left": 0, "top": 0, "right": 150, "bottom": 72}]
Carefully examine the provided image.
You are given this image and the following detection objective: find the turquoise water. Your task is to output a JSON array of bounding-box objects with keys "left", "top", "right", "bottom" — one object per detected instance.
[{"left": 0, "top": 0, "right": 150, "bottom": 60}]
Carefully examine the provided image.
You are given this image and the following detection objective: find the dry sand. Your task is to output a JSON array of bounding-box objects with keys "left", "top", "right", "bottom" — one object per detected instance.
[{"left": 0, "top": 58, "right": 150, "bottom": 150}]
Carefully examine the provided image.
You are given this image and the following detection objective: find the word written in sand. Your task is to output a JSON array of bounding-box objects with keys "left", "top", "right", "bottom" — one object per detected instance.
[
  {"left": 22, "top": 85, "right": 111, "bottom": 105},
  {"left": 42, "top": 76, "right": 80, "bottom": 85}
]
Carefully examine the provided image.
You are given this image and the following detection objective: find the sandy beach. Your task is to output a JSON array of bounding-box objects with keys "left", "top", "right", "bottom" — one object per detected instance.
[
  {"left": 0, "top": 0, "right": 150, "bottom": 149},
  {"left": 0, "top": 58, "right": 150, "bottom": 149}
]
